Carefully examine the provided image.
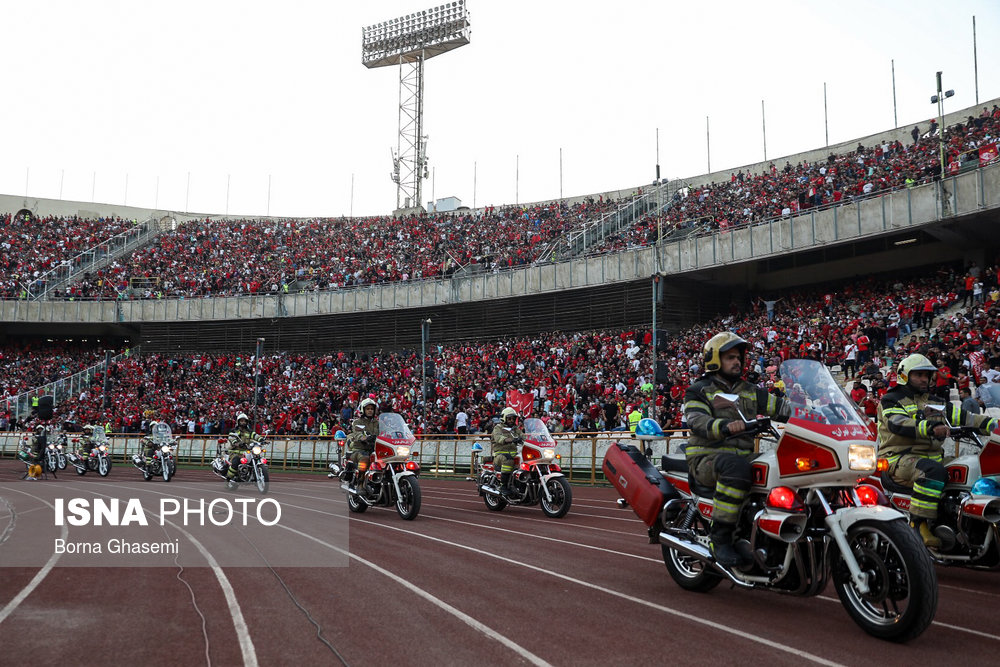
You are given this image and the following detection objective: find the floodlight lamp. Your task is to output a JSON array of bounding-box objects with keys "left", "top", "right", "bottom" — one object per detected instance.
[
  {"left": 945, "top": 90, "right": 954, "bottom": 98},
  {"left": 930, "top": 95, "right": 939, "bottom": 104}
]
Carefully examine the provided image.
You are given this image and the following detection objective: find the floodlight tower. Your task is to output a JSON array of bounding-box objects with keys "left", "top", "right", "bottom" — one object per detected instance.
[{"left": 362, "top": 2, "right": 471, "bottom": 213}]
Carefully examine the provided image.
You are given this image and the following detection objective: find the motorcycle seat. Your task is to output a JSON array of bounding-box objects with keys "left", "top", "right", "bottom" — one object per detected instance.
[
  {"left": 879, "top": 471, "right": 913, "bottom": 496},
  {"left": 661, "top": 455, "right": 688, "bottom": 473}
]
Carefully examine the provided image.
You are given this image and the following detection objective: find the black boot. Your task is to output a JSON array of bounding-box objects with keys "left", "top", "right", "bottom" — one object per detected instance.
[
  {"left": 499, "top": 472, "right": 512, "bottom": 497},
  {"left": 709, "top": 522, "right": 747, "bottom": 568}
]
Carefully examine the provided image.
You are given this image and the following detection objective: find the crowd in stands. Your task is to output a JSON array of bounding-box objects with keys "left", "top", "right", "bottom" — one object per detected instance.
[
  {"left": 0, "top": 212, "right": 136, "bottom": 298},
  {"left": 4, "top": 260, "right": 999, "bottom": 438},
  {"left": 4, "top": 107, "right": 999, "bottom": 302},
  {"left": 0, "top": 341, "right": 110, "bottom": 400},
  {"left": 593, "top": 105, "right": 1000, "bottom": 253},
  {"left": 47, "top": 198, "right": 621, "bottom": 300}
]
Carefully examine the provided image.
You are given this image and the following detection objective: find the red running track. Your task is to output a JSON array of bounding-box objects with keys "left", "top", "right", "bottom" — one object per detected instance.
[{"left": 1, "top": 468, "right": 998, "bottom": 666}]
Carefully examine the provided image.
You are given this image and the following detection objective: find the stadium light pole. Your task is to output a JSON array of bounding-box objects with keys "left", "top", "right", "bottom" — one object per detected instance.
[
  {"left": 930, "top": 71, "right": 954, "bottom": 182},
  {"left": 362, "top": 2, "right": 471, "bottom": 213}
]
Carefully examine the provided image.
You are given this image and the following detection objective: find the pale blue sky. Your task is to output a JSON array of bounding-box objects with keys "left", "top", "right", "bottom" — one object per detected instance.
[{"left": 2, "top": 0, "right": 999, "bottom": 217}]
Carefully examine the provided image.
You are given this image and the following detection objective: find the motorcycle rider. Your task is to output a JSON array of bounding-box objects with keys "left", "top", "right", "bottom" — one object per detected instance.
[
  {"left": 75, "top": 424, "right": 100, "bottom": 463},
  {"left": 224, "top": 412, "right": 263, "bottom": 488},
  {"left": 135, "top": 421, "right": 158, "bottom": 467},
  {"left": 877, "top": 353, "right": 998, "bottom": 547},
  {"left": 683, "top": 332, "right": 791, "bottom": 567},
  {"left": 346, "top": 398, "right": 380, "bottom": 493},
  {"left": 491, "top": 407, "right": 524, "bottom": 497}
]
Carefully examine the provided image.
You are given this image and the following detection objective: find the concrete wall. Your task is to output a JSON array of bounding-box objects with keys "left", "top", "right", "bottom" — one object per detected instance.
[{"left": 3, "top": 161, "right": 996, "bottom": 326}]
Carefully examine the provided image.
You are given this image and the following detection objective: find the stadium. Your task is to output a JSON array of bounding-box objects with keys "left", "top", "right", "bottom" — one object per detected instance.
[{"left": 2, "top": 2, "right": 1000, "bottom": 664}]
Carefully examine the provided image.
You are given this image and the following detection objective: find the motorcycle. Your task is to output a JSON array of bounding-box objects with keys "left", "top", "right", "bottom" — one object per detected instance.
[
  {"left": 468, "top": 417, "right": 572, "bottom": 518},
  {"left": 328, "top": 413, "right": 422, "bottom": 520},
  {"left": 69, "top": 426, "right": 113, "bottom": 477},
  {"left": 133, "top": 422, "right": 178, "bottom": 482},
  {"left": 52, "top": 434, "right": 68, "bottom": 470},
  {"left": 212, "top": 437, "right": 270, "bottom": 494},
  {"left": 42, "top": 436, "right": 68, "bottom": 476},
  {"left": 859, "top": 404, "right": 1000, "bottom": 569},
  {"left": 608, "top": 359, "right": 937, "bottom": 642}
]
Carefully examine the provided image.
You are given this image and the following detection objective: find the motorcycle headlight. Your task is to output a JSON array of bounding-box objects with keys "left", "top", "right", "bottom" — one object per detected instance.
[
  {"left": 971, "top": 477, "right": 1000, "bottom": 496},
  {"left": 848, "top": 444, "right": 876, "bottom": 471},
  {"left": 396, "top": 446, "right": 410, "bottom": 457},
  {"left": 252, "top": 445, "right": 262, "bottom": 455},
  {"left": 56, "top": 444, "right": 63, "bottom": 450},
  {"left": 98, "top": 444, "right": 107, "bottom": 452},
  {"left": 542, "top": 448, "right": 556, "bottom": 459},
  {"left": 161, "top": 445, "right": 171, "bottom": 453},
  {"left": 48, "top": 444, "right": 55, "bottom": 450}
]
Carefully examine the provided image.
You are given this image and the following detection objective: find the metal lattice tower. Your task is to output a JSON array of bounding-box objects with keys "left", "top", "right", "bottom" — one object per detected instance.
[{"left": 362, "top": 2, "right": 471, "bottom": 212}]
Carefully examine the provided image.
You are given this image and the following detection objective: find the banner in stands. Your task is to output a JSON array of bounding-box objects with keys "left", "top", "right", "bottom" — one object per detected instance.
[
  {"left": 506, "top": 390, "right": 534, "bottom": 417},
  {"left": 980, "top": 142, "right": 998, "bottom": 166}
]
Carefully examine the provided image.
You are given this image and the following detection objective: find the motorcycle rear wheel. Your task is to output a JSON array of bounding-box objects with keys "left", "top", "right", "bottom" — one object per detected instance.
[
  {"left": 143, "top": 467, "right": 153, "bottom": 481},
  {"left": 483, "top": 489, "right": 508, "bottom": 511},
  {"left": 76, "top": 463, "right": 87, "bottom": 476},
  {"left": 395, "top": 476, "right": 421, "bottom": 520},
  {"left": 832, "top": 519, "right": 937, "bottom": 642},
  {"left": 661, "top": 513, "right": 722, "bottom": 592},
  {"left": 347, "top": 492, "right": 368, "bottom": 513}
]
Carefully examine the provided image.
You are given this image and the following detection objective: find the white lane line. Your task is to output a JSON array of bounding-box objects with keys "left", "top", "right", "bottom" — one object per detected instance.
[
  {"left": 251, "top": 487, "right": 658, "bottom": 560},
  {"left": 939, "top": 583, "right": 1000, "bottom": 599},
  {"left": 79, "top": 485, "right": 258, "bottom": 667},
  {"left": 354, "top": 517, "right": 843, "bottom": 666},
  {"left": 0, "top": 486, "right": 68, "bottom": 626},
  {"left": 114, "top": 482, "right": 551, "bottom": 667},
  {"left": 816, "top": 595, "right": 1000, "bottom": 641}
]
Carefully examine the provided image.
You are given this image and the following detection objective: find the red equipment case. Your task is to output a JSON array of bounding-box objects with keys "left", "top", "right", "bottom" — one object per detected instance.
[{"left": 602, "top": 442, "right": 677, "bottom": 526}]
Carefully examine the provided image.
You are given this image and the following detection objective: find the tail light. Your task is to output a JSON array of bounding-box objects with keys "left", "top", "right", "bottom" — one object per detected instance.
[{"left": 766, "top": 486, "right": 804, "bottom": 512}]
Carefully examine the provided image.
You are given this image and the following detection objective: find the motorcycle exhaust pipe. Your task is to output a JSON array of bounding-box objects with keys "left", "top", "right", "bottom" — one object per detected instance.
[
  {"left": 657, "top": 532, "right": 753, "bottom": 588},
  {"left": 961, "top": 496, "right": 1000, "bottom": 523},
  {"left": 482, "top": 485, "right": 502, "bottom": 496},
  {"left": 755, "top": 510, "right": 807, "bottom": 543}
]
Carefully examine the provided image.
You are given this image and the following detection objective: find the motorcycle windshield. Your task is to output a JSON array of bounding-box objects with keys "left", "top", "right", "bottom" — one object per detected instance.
[
  {"left": 90, "top": 426, "right": 108, "bottom": 443},
  {"left": 378, "top": 413, "right": 416, "bottom": 446},
  {"left": 779, "top": 359, "right": 868, "bottom": 427},
  {"left": 523, "top": 418, "right": 554, "bottom": 445},
  {"left": 152, "top": 422, "right": 173, "bottom": 445}
]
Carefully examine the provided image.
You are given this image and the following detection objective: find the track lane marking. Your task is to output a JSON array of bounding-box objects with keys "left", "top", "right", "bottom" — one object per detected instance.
[
  {"left": 113, "top": 482, "right": 551, "bottom": 666},
  {"left": 815, "top": 595, "right": 1000, "bottom": 641},
  {"left": 0, "top": 486, "right": 68, "bottom": 626},
  {"left": 76, "top": 485, "right": 259, "bottom": 667}
]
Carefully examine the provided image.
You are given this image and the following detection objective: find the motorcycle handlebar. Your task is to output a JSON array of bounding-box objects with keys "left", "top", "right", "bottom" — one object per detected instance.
[{"left": 950, "top": 426, "right": 984, "bottom": 447}]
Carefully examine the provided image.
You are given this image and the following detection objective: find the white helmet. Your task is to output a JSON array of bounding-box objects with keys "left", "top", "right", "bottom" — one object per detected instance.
[
  {"left": 359, "top": 398, "right": 377, "bottom": 412},
  {"left": 236, "top": 412, "right": 250, "bottom": 424},
  {"left": 501, "top": 407, "right": 518, "bottom": 420}
]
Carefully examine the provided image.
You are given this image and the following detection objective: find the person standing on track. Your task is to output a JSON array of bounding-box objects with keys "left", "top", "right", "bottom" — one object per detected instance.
[
  {"left": 683, "top": 332, "right": 791, "bottom": 567},
  {"left": 491, "top": 407, "right": 524, "bottom": 497}
]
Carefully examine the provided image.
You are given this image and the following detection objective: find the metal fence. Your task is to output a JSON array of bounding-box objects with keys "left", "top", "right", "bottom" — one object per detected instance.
[{"left": 3, "top": 348, "right": 139, "bottom": 422}]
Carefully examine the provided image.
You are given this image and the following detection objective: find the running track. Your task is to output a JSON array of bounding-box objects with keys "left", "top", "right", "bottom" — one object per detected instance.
[{"left": 1, "top": 468, "right": 997, "bottom": 666}]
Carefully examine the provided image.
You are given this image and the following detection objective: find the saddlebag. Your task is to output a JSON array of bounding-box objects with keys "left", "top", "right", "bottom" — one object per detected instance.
[{"left": 603, "top": 442, "right": 678, "bottom": 526}]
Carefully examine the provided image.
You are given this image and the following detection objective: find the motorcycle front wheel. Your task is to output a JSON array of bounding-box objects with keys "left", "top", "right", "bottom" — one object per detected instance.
[
  {"left": 98, "top": 456, "right": 111, "bottom": 477},
  {"left": 162, "top": 459, "right": 171, "bottom": 482},
  {"left": 57, "top": 454, "right": 67, "bottom": 470},
  {"left": 832, "top": 518, "right": 937, "bottom": 642},
  {"left": 256, "top": 466, "right": 269, "bottom": 494},
  {"left": 540, "top": 477, "right": 572, "bottom": 519},
  {"left": 46, "top": 451, "right": 58, "bottom": 473},
  {"left": 395, "top": 476, "right": 421, "bottom": 520}
]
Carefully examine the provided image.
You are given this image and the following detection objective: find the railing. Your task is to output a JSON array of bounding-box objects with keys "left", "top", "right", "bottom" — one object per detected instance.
[
  {"left": 1, "top": 160, "right": 998, "bottom": 324},
  {"left": 0, "top": 429, "right": 690, "bottom": 484},
  {"left": 2, "top": 347, "right": 140, "bottom": 421},
  {"left": 27, "top": 217, "right": 168, "bottom": 300},
  {"left": 536, "top": 191, "right": 656, "bottom": 262}
]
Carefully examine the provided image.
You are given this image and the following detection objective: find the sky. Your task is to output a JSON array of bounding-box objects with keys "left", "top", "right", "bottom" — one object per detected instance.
[{"left": 2, "top": 0, "right": 1000, "bottom": 218}]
